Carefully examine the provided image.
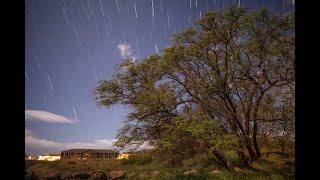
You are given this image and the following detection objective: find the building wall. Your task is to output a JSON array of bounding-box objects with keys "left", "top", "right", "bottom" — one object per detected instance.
[
  {"left": 26, "top": 156, "right": 38, "bottom": 160},
  {"left": 117, "top": 153, "right": 131, "bottom": 160},
  {"left": 61, "top": 152, "right": 119, "bottom": 160},
  {"left": 38, "top": 155, "right": 60, "bottom": 161}
]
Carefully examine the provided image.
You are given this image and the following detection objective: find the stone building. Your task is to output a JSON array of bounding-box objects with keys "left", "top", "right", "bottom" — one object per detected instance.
[
  {"left": 60, "top": 149, "right": 119, "bottom": 160},
  {"left": 38, "top": 153, "right": 60, "bottom": 161}
]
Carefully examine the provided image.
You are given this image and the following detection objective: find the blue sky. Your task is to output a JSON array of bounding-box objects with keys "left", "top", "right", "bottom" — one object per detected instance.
[{"left": 25, "top": 0, "right": 294, "bottom": 155}]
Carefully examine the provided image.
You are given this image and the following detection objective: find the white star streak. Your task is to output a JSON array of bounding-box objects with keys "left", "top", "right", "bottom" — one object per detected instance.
[
  {"left": 238, "top": 0, "right": 241, "bottom": 8},
  {"left": 107, "top": 16, "right": 112, "bottom": 32},
  {"left": 83, "top": 4, "right": 92, "bottom": 24},
  {"left": 155, "top": 44, "right": 159, "bottom": 54},
  {"left": 72, "top": 25, "right": 81, "bottom": 46},
  {"left": 47, "top": 75, "right": 54, "bottom": 93},
  {"left": 121, "top": 26, "right": 126, "bottom": 41},
  {"left": 113, "top": 107, "right": 118, "bottom": 122},
  {"left": 99, "top": 0, "right": 105, "bottom": 16},
  {"left": 151, "top": 0, "right": 154, "bottom": 16},
  {"left": 163, "top": 24, "right": 167, "bottom": 39},
  {"left": 188, "top": 16, "right": 192, "bottom": 25},
  {"left": 62, "top": 6, "right": 69, "bottom": 25},
  {"left": 62, "top": 0, "right": 68, "bottom": 11},
  {"left": 116, "top": 0, "right": 120, "bottom": 13},
  {"left": 94, "top": 20, "right": 101, "bottom": 37},
  {"left": 134, "top": 0, "right": 138, "bottom": 18},
  {"left": 35, "top": 55, "right": 40, "bottom": 69},
  {"left": 87, "top": 0, "right": 93, "bottom": 15},
  {"left": 25, "top": 71, "right": 29, "bottom": 81},
  {"left": 85, "top": 0, "right": 93, "bottom": 23},
  {"left": 42, "top": 95, "right": 49, "bottom": 111},
  {"left": 73, "top": 106, "right": 79, "bottom": 122},
  {"left": 167, "top": 13, "right": 171, "bottom": 29},
  {"left": 103, "top": 19, "right": 110, "bottom": 37}
]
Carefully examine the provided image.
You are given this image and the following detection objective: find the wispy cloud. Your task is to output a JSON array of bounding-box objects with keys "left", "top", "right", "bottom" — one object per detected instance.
[
  {"left": 25, "top": 128, "right": 36, "bottom": 137},
  {"left": 25, "top": 129, "right": 152, "bottom": 155},
  {"left": 25, "top": 110, "right": 75, "bottom": 124},
  {"left": 117, "top": 42, "right": 136, "bottom": 60},
  {"left": 25, "top": 129, "right": 117, "bottom": 154}
]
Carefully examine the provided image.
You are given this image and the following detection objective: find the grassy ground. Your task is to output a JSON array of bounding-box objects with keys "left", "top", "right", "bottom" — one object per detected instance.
[{"left": 25, "top": 153, "right": 294, "bottom": 179}]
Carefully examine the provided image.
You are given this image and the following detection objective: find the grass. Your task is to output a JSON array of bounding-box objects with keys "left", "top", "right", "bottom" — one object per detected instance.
[{"left": 25, "top": 152, "right": 294, "bottom": 179}]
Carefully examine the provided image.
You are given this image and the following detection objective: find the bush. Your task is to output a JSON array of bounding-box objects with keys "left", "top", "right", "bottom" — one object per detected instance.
[
  {"left": 120, "top": 154, "right": 152, "bottom": 165},
  {"left": 25, "top": 160, "right": 40, "bottom": 169},
  {"left": 67, "top": 161, "right": 76, "bottom": 165},
  {"left": 182, "top": 153, "right": 216, "bottom": 169}
]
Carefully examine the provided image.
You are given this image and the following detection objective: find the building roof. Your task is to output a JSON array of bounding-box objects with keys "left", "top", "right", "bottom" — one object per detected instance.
[
  {"left": 61, "top": 149, "right": 118, "bottom": 153},
  {"left": 41, "top": 153, "right": 60, "bottom": 156}
]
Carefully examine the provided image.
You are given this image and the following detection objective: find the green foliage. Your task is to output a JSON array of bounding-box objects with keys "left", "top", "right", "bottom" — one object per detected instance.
[
  {"left": 95, "top": 7, "right": 294, "bottom": 170},
  {"left": 182, "top": 153, "right": 216, "bottom": 169},
  {"left": 120, "top": 153, "right": 152, "bottom": 166},
  {"left": 26, "top": 151, "right": 294, "bottom": 179},
  {"left": 152, "top": 116, "right": 239, "bottom": 167}
]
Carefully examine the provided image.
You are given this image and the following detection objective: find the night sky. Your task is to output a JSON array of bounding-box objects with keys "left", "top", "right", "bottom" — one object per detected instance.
[{"left": 25, "top": 0, "right": 294, "bottom": 155}]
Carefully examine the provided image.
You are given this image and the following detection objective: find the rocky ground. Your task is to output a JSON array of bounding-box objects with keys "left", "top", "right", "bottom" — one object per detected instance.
[{"left": 25, "top": 170, "right": 126, "bottom": 180}]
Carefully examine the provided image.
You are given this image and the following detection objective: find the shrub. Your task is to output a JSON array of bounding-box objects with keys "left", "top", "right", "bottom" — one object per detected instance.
[
  {"left": 120, "top": 154, "right": 152, "bottom": 165},
  {"left": 25, "top": 160, "right": 40, "bottom": 169},
  {"left": 67, "top": 161, "right": 76, "bottom": 165},
  {"left": 182, "top": 153, "right": 216, "bottom": 169}
]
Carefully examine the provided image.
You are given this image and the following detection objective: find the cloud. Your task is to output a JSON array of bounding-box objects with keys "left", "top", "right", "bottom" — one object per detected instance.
[
  {"left": 25, "top": 110, "right": 75, "bottom": 124},
  {"left": 26, "top": 134, "right": 63, "bottom": 149},
  {"left": 117, "top": 43, "right": 132, "bottom": 58},
  {"left": 25, "top": 129, "right": 118, "bottom": 154},
  {"left": 25, "top": 129, "right": 153, "bottom": 155},
  {"left": 25, "top": 129, "right": 37, "bottom": 137},
  {"left": 117, "top": 43, "right": 137, "bottom": 61}
]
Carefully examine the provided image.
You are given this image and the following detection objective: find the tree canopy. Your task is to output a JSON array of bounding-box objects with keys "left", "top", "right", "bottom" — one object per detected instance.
[{"left": 95, "top": 7, "right": 294, "bottom": 168}]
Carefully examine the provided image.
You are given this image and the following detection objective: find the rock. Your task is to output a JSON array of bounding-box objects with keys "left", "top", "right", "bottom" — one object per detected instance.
[
  {"left": 234, "top": 167, "right": 245, "bottom": 173},
  {"left": 44, "top": 173, "right": 62, "bottom": 180},
  {"left": 210, "top": 170, "right": 221, "bottom": 174},
  {"left": 109, "top": 170, "right": 126, "bottom": 180},
  {"left": 72, "top": 171, "right": 91, "bottom": 179},
  {"left": 183, "top": 169, "right": 198, "bottom": 176},
  {"left": 91, "top": 171, "right": 108, "bottom": 179},
  {"left": 61, "top": 174, "right": 73, "bottom": 180},
  {"left": 25, "top": 172, "right": 38, "bottom": 180}
]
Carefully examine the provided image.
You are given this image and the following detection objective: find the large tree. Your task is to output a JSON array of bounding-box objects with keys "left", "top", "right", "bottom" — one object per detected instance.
[{"left": 95, "top": 7, "right": 294, "bottom": 167}]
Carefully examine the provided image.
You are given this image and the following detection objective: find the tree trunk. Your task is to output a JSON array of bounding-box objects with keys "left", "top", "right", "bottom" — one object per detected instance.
[
  {"left": 252, "top": 121, "right": 261, "bottom": 160},
  {"left": 251, "top": 90, "right": 266, "bottom": 160},
  {"left": 236, "top": 149, "right": 250, "bottom": 167},
  {"left": 242, "top": 134, "right": 257, "bottom": 161},
  {"left": 212, "top": 150, "right": 230, "bottom": 170},
  {"left": 252, "top": 104, "right": 261, "bottom": 160}
]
